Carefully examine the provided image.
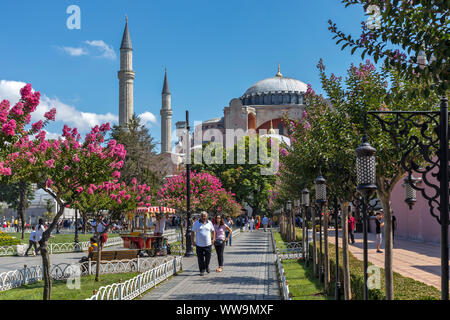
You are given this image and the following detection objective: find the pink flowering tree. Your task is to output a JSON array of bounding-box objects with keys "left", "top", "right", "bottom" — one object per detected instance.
[
  {"left": 0, "top": 84, "right": 56, "bottom": 239},
  {"left": 157, "top": 171, "right": 241, "bottom": 245},
  {"left": 74, "top": 178, "right": 152, "bottom": 281},
  {"left": 4, "top": 122, "right": 126, "bottom": 300}
]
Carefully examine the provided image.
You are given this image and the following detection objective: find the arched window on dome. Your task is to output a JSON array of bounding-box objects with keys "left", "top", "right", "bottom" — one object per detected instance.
[
  {"left": 248, "top": 113, "right": 256, "bottom": 130},
  {"left": 278, "top": 122, "right": 284, "bottom": 135},
  {"left": 291, "top": 94, "right": 297, "bottom": 104}
]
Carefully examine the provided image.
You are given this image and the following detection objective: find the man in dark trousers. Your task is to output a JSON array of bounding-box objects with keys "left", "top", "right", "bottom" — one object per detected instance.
[
  {"left": 191, "top": 211, "right": 215, "bottom": 276},
  {"left": 375, "top": 211, "right": 384, "bottom": 253}
]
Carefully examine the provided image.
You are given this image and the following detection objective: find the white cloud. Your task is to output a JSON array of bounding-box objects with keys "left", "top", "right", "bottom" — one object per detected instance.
[
  {"left": 139, "top": 112, "right": 157, "bottom": 126},
  {"left": 85, "top": 40, "right": 116, "bottom": 60},
  {"left": 0, "top": 80, "right": 118, "bottom": 133},
  {"left": 60, "top": 46, "right": 87, "bottom": 56}
]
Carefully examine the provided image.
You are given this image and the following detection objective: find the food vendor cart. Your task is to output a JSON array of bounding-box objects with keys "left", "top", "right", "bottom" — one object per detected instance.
[{"left": 120, "top": 206, "right": 176, "bottom": 257}]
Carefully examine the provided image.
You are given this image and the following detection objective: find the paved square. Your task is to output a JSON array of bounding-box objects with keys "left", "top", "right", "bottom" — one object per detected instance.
[{"left": 141, "top": 231, "right": 281, "bottom": 300}]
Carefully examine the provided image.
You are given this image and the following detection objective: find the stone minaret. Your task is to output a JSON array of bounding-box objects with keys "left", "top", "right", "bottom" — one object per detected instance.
[
  {"left": 160, "top": 68, "right": 172, "bottom": 153},
  {"left": 118, "top": 17, "right": 135, "bottom": 127}
]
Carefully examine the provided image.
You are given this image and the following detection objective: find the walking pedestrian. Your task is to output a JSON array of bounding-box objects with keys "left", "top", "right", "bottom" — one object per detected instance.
[
  {"left": 375, "top": 211, "right": 384, "bottom": 253},
  {"left": 191, "top": 211, "right": 215, "bottom": 276},
  {"left": 249, "top": 217, "right": 255, "bottom": 231},
  {"left": 262, "top": 216, "right": 269, "bottom": 232},
  {"left": 24, "top": 226, "right": 37, "bottom": 256},
  {"left": 213, "top": 215, "right": 231, "bottom": 272},
  {"left": 34, "top": 219, "right": 46, "bottom": 255},
  {"left": 225, "top": 216, "right": 234, "bottom": 246},
  {"left": 348, "top": 212, "right": 355, "bottom": 244}
]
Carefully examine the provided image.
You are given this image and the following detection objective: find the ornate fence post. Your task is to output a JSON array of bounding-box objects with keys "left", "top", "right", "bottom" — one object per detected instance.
[
  {"left": 88, "top": 260, "right": 92, "bottom": 275},
  {"left": 23, "top": 264, "right": 27, "bottom": 286},
  {"left": 138, "top": 274, "right": 142, "bottom": 295},
  {"left": 118, "top": 279, "right": 123, "bottom": 300},
  {"left": 137, "top": 256, "right": 140, "bottom": 273}
]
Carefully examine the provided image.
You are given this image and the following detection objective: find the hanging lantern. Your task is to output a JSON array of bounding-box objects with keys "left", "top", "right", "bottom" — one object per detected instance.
[
  {"left": 403, "top": 175, "right": 420, "bottom": 210},
  {"left": 286, "top": 199, "right": 292, "bottom": 211},
  {"left": 294, "top": 199, "right": 300, "bottom": 208},
  {"left": 355, "top": 135, "right": 377, "bottom": 194},
  {"left": 301, "top": 188, "right": 310, "bottom": 207},
  {"left": 315, "top": 174, "right": 326, "bottom": 204}
]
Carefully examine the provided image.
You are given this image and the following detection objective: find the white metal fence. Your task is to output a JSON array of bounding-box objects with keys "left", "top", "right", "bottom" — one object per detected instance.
[
  {"left": 271, "top": 230, "right": 291, "bottom": 300},
  {"left": 0, "top": 256, "right": 176, "bottom": 292},
  {"left": 86, "top": 256, "right": 183, "bottom": 300},
  {"left": 0, "top": 230, "right": 184, "bottom": 257}
]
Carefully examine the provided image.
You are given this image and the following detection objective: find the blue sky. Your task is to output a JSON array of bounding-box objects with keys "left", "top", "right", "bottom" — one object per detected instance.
[{"left": 0, "top": 0, "right": 369, "bottom": 151}]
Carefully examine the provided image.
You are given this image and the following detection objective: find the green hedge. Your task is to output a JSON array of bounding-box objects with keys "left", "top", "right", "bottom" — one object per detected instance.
[{"left": 309, "top": 241, "right": 441, "bottom": 300}]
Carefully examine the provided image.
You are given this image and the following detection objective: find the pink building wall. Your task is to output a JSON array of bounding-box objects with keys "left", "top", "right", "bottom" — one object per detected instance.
[{"left": 389, "top": 162, "right": 449, "bottom": 244}]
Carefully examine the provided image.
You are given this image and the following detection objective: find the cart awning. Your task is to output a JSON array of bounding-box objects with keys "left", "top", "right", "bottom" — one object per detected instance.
[{"left": 136, "top": 206, "right": 176, "bottom": 214}]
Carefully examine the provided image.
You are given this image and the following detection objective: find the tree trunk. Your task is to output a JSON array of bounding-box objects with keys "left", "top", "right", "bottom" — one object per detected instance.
[
  {"left": 94, "top": 218, "right": 101, "bottom": 282},
  {"left": 40, "top": 202, "right": 66, "bottom": 300},
  {"left": 312, "top": 206, "right": 317, "bottom": 277},
  {"left": 302, "top": 207, "right": 306, "bottom": 260},
  {"left": 40, "top": 243, "right": 52, "bottom": 300},
  {"left": 324, "top": 210, "right": 330, "bottom": 292},
  {"left": 341, "top": 200, "right": 351, "bottom": 300},
  {"left": 18, "top": 181, "right": 27, "bottom": 240},
  {"left": 377, "top": 184, "right": 394, "bottom": 300},
  {"left": 292, "top": 210, "right": 296, "bottom": 242}
]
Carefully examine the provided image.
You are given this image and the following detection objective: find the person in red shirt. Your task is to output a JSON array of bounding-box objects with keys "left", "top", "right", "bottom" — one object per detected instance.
[{"left": 348, "top": 212, "right": 355, "bottom": 244}]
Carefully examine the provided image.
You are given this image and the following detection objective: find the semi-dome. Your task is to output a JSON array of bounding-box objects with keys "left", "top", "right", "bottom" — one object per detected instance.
[{"left": 240, "top": 66, "right": 307, "bottom": 106}]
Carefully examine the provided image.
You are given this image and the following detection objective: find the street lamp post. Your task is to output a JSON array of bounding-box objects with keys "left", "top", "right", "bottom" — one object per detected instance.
[
  {"left": 286, "top": 200, "right": 292, "bottom": 242},
  {"left": 74, "top": 209, "right": 79, "bottom": 244},
  {"left": 184, "top": 110, "right": 194, "bottom": 257},
  {"left": 302, "top": 188, "right": 310, "bottom": 267},
  {"left": 355, "top": 135, "right": 377, "bottom": 300},
  {"left": 315, "top": 173, "right": 326, "bottom": 284},
  {"left": 367, "top": 50, "right": 448, "bottom": 300},
  {"left": 333, "top": 196, "right": 341, "bottom": 300}
]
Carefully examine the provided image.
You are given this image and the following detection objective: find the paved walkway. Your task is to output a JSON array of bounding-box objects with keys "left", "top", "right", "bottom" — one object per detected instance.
[
  {"left": 328, "top": 229, "right": 446, "bottom": 290},
  {"left": 142, "top": 231, "right": 280, "bottom": 300}
]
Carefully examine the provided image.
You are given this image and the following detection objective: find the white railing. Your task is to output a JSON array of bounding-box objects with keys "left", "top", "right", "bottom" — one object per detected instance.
[
  {"left": 0, "top": 256, "right": 175, "bottom": 292},
  {"left": 86, "top": 256, "right": 183, "bottom": 300},
  {"left": 271, "top": 230, "right": 291, "bottom": 300}
]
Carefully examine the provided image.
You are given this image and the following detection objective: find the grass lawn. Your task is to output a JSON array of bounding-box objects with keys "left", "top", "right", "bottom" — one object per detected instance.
[
  {"left": 282, "top": 259, "right": 330, "bottom": 300},
  {"left": 5, "top": 232, "right": 121, "bottom": 244},
  {"left": 0, "top": 272, "right": 139, "bottom": 300},
  {"left": 274, "top": 231, "right": 329, "bottom": 300}
]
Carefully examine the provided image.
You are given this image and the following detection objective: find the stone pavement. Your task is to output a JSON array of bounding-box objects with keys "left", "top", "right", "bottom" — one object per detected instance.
[
  {"left": 141, "top": 231, "right": 281, "bottom": 300},
  {"left": 328, "top": 229, "right": 446, "bottom": 290}
]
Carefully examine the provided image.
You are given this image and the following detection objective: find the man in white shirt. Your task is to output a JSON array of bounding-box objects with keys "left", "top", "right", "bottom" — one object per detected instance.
[
  {"left": 24, "top": 226, "right": 37, "bottom": 256},
  {"left": 191, "top": 211, "right": 215, "bottom": 276}
]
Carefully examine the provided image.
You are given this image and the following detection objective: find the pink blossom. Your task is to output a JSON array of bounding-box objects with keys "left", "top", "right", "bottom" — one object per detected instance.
[
  {"left": 32, "top": 120, "right": 43, "bottom": 132},
  {"left": 10, "top": 102, "right": 24, "bottom": 116},
  {"left": 46, "top": 178, "right": 53, "bottom": 188},
  {"left": 64, "top": 165, "right": 70, "bottom": 171},
  {"left": 112, "top": 171, "right": 120, "bottom": 179},
  {"left": 44, "top": 159, "right": 55, "bottom": 168},
  {"left": 72, "top": 154, "right": 80, "bottom": 162},
  {"left": 44, "top": 108, "right": 56, "bottom": 121},
  {"left": 2, "top": 119, "right": 16, "bottom": 136}
]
